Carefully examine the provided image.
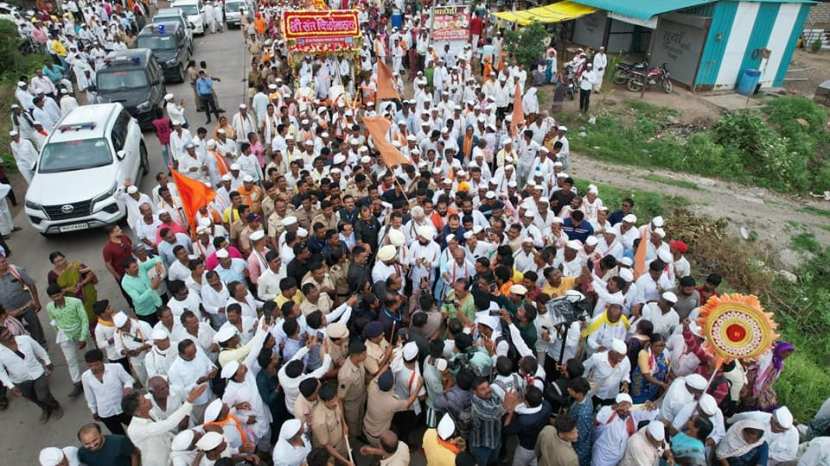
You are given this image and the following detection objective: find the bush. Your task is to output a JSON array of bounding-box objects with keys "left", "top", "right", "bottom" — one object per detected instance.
[
  {"left": 504, "top": 22, "right": 548, "bottom": 71},
  {"left": 0, "top": 19, "right": 50, "bottom": 82}
]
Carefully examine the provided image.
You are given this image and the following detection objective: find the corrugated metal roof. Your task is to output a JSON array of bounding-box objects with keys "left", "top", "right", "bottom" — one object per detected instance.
[{"left": 573, "top": 0, "right": 814, "bottom": 21}]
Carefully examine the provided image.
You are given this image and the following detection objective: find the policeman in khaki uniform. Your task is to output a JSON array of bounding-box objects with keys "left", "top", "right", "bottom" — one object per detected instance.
[
  {"left": 364, "top": 321, "right": 392, "bottom": 377},
  {"left": 310, "top": 382, "right": 351, "bottom": 465},
  {"left": 326, "top": 322, "right": 350, "bottom": 371},
  {"left": 338, "top": 340, "right": 368, "bottom": 436}
]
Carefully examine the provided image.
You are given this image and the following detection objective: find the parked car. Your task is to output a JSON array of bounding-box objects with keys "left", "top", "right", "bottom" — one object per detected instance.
[
  {"left": 96, "top": 49, "right": 167, "bottom": 129},
  {"left": 136, "top": 21, "right": 192, "bottom": 83},
  {"left": 224, "top": 0, "right": 251, "bottom": 28},
  {"left": 171, "top": 0, "right": 206, "bottom": 35},
  {"left": 24, "top": 103, "right": 148, "bottom": 235}
]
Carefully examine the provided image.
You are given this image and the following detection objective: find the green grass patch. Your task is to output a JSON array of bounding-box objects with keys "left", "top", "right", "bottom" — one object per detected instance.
[
  {"left": 800, "top": 205, "right": 830, "bottom": 218},
  {"left": 567, "top": 97, "right": 829, "bottom": 194},
  {"left": 573, "top": 178, "right": 689, "bottom": 220},
  {"left": 791, "top": 232, "right": 822, "bottom": 254},
  {"left": 766, "top": 247, "right": 830, "bottom": 420},
  {"left": 643, "top": 174, "right": 700, "bottom": 190}
]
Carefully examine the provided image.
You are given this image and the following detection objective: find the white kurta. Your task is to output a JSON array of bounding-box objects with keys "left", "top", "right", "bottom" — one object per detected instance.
[
  {"left": 168, "top": 351, "right": 215, "bottom": 405},
  {"left": 660, "top": 377, "right": 697, "bottom": 423},
  {"left": 408, "top": 240, "right": 440, "bottom": 289},
  {"left": 0, "top": 185, "right": 14, "bottom": 235},
  {"left": 144, "top": 345, "right": 178, "bottom": 378},
  {"left": 592, "top": 405, "right": 659, "bottom": 466},
  {"left": 10, "top": 138, "right": 38, "bottom": 183},
  {"left": 222, "top": 371, "right": 272, "bottom": 441}
]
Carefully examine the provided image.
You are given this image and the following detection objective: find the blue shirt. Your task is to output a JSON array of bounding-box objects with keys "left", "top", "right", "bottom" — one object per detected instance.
[
  {"left": 569, "top": 397, "right": 594, "bottom": 466},
  {"left": 195, "top": 77, "right": 214, "bottom": 96},
  {"left": 562, "top": 218, "right": 594, "bottom": 243},
  {"left": 215, "top": 258, "right": 247, "bottom": 285}
]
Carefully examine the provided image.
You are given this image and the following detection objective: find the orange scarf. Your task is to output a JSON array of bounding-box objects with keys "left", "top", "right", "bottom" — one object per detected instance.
[
  {"left": 438, "top": 437, "right": 463, "bottom": 454},
  {"left": 211, "top": 150, "right": 229, "bottom": 176},
  {"left": 206, "top": 415, "right": 252, "bottom": 449},
  {"left": 463, "top": 133, "right": 473, "bottom": 157}
]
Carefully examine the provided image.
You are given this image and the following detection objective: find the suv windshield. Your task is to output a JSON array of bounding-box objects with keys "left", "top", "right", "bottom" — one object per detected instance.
[
  {"left": 137, "top": 35, "right": 177, "bottom": 50},
  {"left": 97, "top": 70, "right": 149, "bottom": 91},
  {"left": 225, "top": 2, "right": 242, "bottom": 12},
  {"left": 175, "top": 5, "right": 199, "bottom": 15},
  {"left": 39, "top": 138, "right": 113, "bottom": 173}
]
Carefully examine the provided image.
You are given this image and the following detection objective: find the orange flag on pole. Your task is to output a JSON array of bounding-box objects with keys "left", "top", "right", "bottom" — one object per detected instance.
[
  {"left": 633, "top": 227, "right": 649, "bottom": 279},
  {"left": 376, "top": 61, "right": 401, "bottom": 101},
  {"left": 171, "top": 170, "right": 216, "bottom": 229},
  {"left": 511, "top": 82, "right": 525, "bottom": 137},
  {"left": 363, "top": 116, "right": 412, "bottom": 167}
]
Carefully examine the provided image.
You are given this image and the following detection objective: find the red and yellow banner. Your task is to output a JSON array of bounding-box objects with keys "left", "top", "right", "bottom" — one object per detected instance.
[{"left": 282, "top": 10, "right": 361, "bottom": 52}]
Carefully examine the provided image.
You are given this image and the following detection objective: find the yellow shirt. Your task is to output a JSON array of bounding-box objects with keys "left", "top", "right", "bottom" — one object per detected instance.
[
  {"left": 422, "top": 429, "right": 458, "bottom": 466},
  {"left": 274, "top": 291, "right": 305, "bottom": 311},
  {"left": 542, "top": 277, "right": 577, "bottom": 298}
]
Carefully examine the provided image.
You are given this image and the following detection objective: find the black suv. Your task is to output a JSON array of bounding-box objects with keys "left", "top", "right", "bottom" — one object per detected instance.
[
  {"left": 136, "top": 21, "right": 192, "bottom": 83},
  {"left": 96, "top": 49, "right": 166, "bottom": 129}
]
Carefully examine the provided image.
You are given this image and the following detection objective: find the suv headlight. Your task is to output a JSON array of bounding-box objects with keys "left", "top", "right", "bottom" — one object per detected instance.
[
  {"left": 93, "top": 182, "right": 118, "bottom": 205},
  {"left": 136, "top": 100, "right": 151, "bottom": 111},
  {"left": 24, "top": 199, "right": 42, "bottom": 210}
]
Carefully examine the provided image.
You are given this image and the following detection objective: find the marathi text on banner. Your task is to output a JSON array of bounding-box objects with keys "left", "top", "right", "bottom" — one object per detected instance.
[
  {"left": 282, "top": 10, "right": 360, "bottom": 39},
  {"left": 282, "top": 10, "right": 361, "bottom": 53},
  {"left": 430, "top": 5, "right": 470, "bottom": 42}
]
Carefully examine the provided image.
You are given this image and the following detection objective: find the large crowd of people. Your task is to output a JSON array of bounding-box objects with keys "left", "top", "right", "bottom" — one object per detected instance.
[{"left": 3, "top": 1, "right": 830, "bottom": 466}]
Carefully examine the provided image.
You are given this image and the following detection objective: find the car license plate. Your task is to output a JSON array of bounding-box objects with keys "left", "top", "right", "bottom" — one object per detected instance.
[{"left": 59, "top": 223, "right": 88, "bottom": 232}]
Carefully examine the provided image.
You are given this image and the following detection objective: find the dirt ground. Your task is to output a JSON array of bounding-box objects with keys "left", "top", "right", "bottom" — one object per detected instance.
[
  {"left": 541, "top": 82, "right": 725, "bottom": 125},
  {"left": 568, "top": 152, "right": 830, "bottom": 269},
  {"left": 782, "top": 48, "right": 830, "bottom": 97}
]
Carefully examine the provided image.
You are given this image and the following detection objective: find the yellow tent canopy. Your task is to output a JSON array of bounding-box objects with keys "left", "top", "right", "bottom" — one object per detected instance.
[{"left": 493, "top": 1, "right": 596, "bottom": 26}]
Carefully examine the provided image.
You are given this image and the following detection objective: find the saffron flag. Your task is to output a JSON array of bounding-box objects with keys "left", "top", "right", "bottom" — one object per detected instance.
[
  {"left": 633, "top": 226, "right": 649, "bottom": 279},
  {"left": 171, "top": 170, "right": 216, "bottom": 229},
  {"left": 511, "top": 82, "right": 525, "bottom": 137},
  {"left": 363, "top": 116, "right": 412, "bottom": 167},
  {"left": 376, "top": 61, "right": 401, "bottom": 101}
]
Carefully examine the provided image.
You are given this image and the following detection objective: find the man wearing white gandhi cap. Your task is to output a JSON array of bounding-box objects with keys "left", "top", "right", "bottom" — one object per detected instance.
[
  {"left": 592, "top": 392, "right": 659, "bottom": 466},
  {"left": 619, "top": 419, "right": 666, "bottom": 466},
  {"left": 583, "top": 338, "right": 632, "bottom": 405},
  {"left": 423, "top": 412, "right": 463, "bottom": 464}
]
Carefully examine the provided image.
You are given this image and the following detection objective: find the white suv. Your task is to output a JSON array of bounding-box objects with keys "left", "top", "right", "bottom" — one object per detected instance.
[
  {"left": 171, "top": 0, "right": 206, "bottom": 35},
  {"left": 24, "top": 103, "right": 148, "bottom": 235}
]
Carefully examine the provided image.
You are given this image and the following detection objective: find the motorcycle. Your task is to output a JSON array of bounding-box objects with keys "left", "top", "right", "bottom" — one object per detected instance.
[
  {"left": 612, "top": 61, "right": 649, "bottom": 85},
  {"left": 627, "top": 63, "right": 673, "bottom": 93},
  {"left": 563, "top": 63, "right": 580, "bottom": 100}
]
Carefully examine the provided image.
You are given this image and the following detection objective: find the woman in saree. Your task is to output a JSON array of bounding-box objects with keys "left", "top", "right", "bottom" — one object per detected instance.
[
  {"left": 717, "top": 420, "right": 769, "bottom": 466},
  {"left": 741, "top": 341, "right": 795, "bottom": 411},
  {"left": 47, "top": 251, "right": 98, "bottom": 334},
  {"left": 630, "top": 333, "right": 670, "bottom": 403},
  {"left": 669, "top": 415, "right": 713, "bottom": 466}
]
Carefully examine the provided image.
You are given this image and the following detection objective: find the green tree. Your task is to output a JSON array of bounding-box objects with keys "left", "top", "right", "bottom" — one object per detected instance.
[{"left": 504, "top": 22, "right": 548, "bottom": 71}]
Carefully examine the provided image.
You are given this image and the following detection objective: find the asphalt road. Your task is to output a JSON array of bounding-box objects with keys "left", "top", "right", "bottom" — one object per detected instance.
[{"left": 0, "top": 25, "right": 248, "bottom": 464}]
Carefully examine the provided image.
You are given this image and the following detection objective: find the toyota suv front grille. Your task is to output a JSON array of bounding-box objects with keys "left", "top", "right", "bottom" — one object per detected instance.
[{"left": 43, "top": 200, "right": 93, "bottom": 220}]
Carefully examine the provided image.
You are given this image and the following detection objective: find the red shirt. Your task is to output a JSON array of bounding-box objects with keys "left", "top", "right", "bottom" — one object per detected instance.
[
  {"left": 102, "top": 236, "right": 133, "bottom": 278},
  {"left": 153, "top": 117, "right": 172, "bottom": 145},
  {"left": 469, "top": 16, "right": 483, "bottom": 36}
]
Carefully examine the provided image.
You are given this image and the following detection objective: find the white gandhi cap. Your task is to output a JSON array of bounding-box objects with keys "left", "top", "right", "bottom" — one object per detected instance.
[
  {"left": 196, "top": 431, "right": 224, "bottom": 451},
  {"left": 437, "top": 413, "right": 456, "bottom": 440},
  {"left": 38, "top": 447, "right": 65, "bottom": 466}
]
